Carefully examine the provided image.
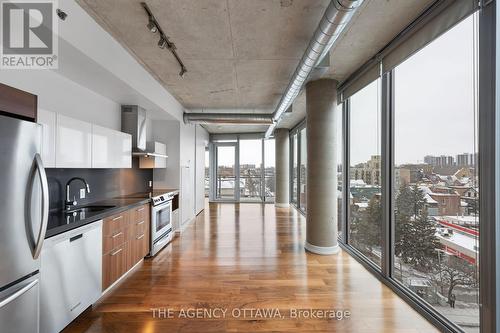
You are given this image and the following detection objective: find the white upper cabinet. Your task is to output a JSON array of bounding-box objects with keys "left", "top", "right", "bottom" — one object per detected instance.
[
  {"left": 91, "top": 124, "right": 131, "bottom": 168},
  {"left": 37, "top": 109, "right": 56, "bottom": 168},
  {"left": 56, "top": 114, "right": 92, "bottom": 168},
  {"left": 38, "top": 112, "right": 132, "bottom": 169},
  {"left": 91, "top": 124, "right": 113, "bottom": 168},
  {"left": 116, "top": 131, "right": 132, "bottom": 168}
]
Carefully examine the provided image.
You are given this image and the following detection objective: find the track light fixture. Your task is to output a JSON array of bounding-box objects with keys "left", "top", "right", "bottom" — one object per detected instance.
[
  {"left": 158, "top": 37, "right": 167, "bottom": 49},
  {"left": 141, "top": 2, "right": 187, "bottom": 78},
  {"left": 179, "top": 67, "right": 187, "bottom": 78},
  {"left": 147, "top": 19, "right": 157, "bottom": 33}
]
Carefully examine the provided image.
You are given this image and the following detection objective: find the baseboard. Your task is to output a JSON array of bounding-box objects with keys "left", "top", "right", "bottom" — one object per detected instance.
[
  {"left": 275, "top": 203, "right": 290, "bottom": 208},
  {"left": 305, "top": 241, "right": 340, "bottom": 255},
  {"left": 177, "top": 216, "right": 196, "bottom": 234}
]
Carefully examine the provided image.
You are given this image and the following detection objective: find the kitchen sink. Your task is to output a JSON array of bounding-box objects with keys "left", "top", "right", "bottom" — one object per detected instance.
[{"left": 65, "top": 205, "right": 116, "bottom": 214}]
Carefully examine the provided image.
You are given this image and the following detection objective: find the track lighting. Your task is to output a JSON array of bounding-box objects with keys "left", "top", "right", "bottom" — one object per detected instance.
[
  {"left": 141, "top": 2, "right": 187, "bottom": 77},
  {"left": 147, "top": 19, "right": 157, "bottom": 33},
  {"left": 158, "top": 37, "right": 166, "bottom": 49},
  {"left": 179, "top": 67, "right": 187, "bottom": 78}
]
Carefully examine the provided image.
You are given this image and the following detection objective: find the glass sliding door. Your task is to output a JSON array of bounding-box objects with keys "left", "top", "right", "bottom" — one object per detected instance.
[
  {"left": 348, "top": 79, "right": 382, "bottom": 267},
  {"left": 209, "top": 137, "right": 276, "bottom": 203},
  {"left": 291, "top": 133, "right": 298, "bottom": 205},
  {"left": 205, "top": 148, "right": 210, "bottom": 197},
  {"left": 214, "top": 143, "right": 238, "bottom": 201},
  {"left": 392, "top": 14, "right": 479, "bottom": 331},
  {"left": 239, "top": 139, "right": 263, "bottom": 202},
  {"left": 299, "top": 128, "right": 307, "bottom": 212},
  {"left": 264, "top": 138, "right": 276, "bottom": 202},
  {"left": 338, "top": 103, "right": 344, "bottom": 239}
]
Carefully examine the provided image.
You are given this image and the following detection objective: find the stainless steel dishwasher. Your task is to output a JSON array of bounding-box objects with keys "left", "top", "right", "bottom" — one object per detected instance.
[{"left": 40, "top": 221, "right": 102, "bottom": 333}]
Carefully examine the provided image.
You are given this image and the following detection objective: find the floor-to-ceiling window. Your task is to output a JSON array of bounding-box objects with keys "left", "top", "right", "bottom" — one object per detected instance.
[
  {"left": 291, "top": 133, "right": 298, "bottom": 205},
  {"left": 348, "top": 79, "right": 382, "bottom": 267},
  {"left": 205, "top": 148, "right": 210, "bottom": 197},
  {"left": 264, "top": 138, "right": 276, "bottom": 202},
  {"left": 239, "top": 139, "right": 263, "bottom": 202},
  {"left": 337, "top": 3, "right": 484, "bottom": 332},
  {"left": 289, "top": 124, "right": 307, "bottom": 212},
  {"left": 337, "top": 103, "right": 344, "bottom": 239},
  {"left": 215, "top": 143, "right": 237, "bottom": 200},
  {"left": 392, "top": 13, "right": 479, "bottom": 332},
  {"left": 299, "top": 128, "right": 307, "bottom": 212},
  {"left": 210, "top": 136, "right": 276, "bottom": 203}
]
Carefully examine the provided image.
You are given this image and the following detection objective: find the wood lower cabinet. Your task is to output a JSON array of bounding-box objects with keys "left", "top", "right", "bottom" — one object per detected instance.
[
  {"left": 128, "top": 204, "right": 150, "bottom": 267},
  {"left": 102, "top": 204, "right": 150, "bottom": 291},
  {"left": 102, "top": 243, "right": 127, "bottom": 290}
]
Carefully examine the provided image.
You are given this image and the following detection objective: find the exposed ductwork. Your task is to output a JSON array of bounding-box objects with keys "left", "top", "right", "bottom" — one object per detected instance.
[
  {"left": 183, "top": 113, "right": 274, "bottom": 125},
  {"left": 265, "top": 0, "right": 363, "bottom": 138}
]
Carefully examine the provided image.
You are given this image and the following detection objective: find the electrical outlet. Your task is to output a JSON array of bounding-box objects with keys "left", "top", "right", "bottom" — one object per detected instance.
[
  {"left": 80, "top": 188, "right": 86, "bottom": 199},
  {"left": 149, "top": 180, "right": 153, "bottom": 188}
]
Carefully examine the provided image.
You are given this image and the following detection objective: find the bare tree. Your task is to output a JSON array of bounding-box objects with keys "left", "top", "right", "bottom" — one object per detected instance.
[{"left": 435, "top": 255, "right": 478, "bottom": 306}]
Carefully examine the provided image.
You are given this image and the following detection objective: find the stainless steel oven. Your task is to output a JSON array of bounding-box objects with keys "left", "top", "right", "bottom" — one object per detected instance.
[{"left": 150, "top": 192, "right": 174, "bottom": 256}]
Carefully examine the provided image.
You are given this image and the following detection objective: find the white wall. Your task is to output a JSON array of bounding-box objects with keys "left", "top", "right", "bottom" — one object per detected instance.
[
  {"left": 152, "top": 120, "right": 180, "bottom": 189},
  {"left": 179, "top": 123, "right": 196, "bottom": 226},
  {"left": 195, "top": 126, "right": 209, "bottom": 214},
  {"left": 151, "top": 121, "right": 207, "bottom": 230}
]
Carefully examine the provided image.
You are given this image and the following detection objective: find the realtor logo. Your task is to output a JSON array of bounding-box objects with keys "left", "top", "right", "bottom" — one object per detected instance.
[{"left": 1, "top": 0, "right": 58, "bottom": 69}]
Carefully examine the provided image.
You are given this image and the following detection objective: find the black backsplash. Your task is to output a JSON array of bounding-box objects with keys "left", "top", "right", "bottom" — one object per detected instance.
[{"left": 46, "top": 159, "right": 152, "bottom": 211}]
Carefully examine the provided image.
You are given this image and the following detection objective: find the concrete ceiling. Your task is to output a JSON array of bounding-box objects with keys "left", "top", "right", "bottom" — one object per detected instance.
[
  {"left": 77, "top": 0, "right": 329, "bottom": 111},
  {"left": 77, "top": 0, "right": 434, "bottom": 133},
  {"left": 277, "top": 0, "right": 435, "bottom": 130}
]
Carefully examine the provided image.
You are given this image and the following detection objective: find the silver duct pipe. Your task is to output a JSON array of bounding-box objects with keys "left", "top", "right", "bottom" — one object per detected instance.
[
  {"left": 184, "top": 113, "right": 273, "bottom": 125},
  {"left": 265, "top": 0, "right": 363, "bottom": 138}
]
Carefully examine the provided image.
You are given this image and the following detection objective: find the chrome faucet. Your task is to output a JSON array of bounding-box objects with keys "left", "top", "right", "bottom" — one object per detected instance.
[{"left": 65, "top": 177, "right": 91, "bottom": 210}]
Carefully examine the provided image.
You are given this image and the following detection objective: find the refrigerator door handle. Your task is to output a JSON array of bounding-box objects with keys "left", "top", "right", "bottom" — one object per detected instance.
[
  {"left": 26, "top": 153, "right": 49, "bottom": 259},
  {"left": 0, "top": 279, "right": 38, "bottom": 309}
]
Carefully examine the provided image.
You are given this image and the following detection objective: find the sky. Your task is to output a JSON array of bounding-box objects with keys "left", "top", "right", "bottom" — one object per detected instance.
[
  {"left": 350, "top": 13, "right": 477, "bottom": 165},
  {"left": 216, "top": 139, "right": 275, "bottom": 168},
  {"left": 214, "top": 14, "right": 477, "bottom": 169}
]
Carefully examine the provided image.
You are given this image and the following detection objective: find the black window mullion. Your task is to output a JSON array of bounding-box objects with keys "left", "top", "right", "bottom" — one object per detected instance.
[
  {"left": 381, "top": 70, "right": 394, "bottom": 278},
  {"left": 343, "top": 99, "right": 351, "bottom": 244}
]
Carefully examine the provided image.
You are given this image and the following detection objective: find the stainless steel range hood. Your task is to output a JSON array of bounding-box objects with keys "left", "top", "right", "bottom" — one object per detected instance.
[{"left": 121, "top": 105, "right": 168, "bottom": 159}]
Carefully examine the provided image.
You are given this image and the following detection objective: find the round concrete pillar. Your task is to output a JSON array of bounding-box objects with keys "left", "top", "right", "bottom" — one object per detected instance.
[
  {"left": 305, "top": 79, "right": 339, "bottom": 255},
  {"left": 275, "top": 128, "right": 290, "bottom": 207}
]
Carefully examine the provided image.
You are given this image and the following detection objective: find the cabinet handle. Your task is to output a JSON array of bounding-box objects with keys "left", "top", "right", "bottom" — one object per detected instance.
[
  {"left": 112, "top": 232, "right": 123, "bottom": 239},
  {"left": 112, "top": 216, "right": 123, "bottom": 221},
  {"left": 137, "top": 207, "right": 145, "bottom": 212},
  {"left": 111, "top": 248, "right": 122, "bottom": 256},
  {"left": 137, "top": 220, "right": 145, "bottom": 225},
  {"left": 136, "top": 234, "right": 145, "bottom": 240}
]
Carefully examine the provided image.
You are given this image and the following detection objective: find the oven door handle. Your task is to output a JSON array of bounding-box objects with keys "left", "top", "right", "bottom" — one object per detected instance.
[{"left": 152, "top": 200, "right": 172, "bottom": 212}]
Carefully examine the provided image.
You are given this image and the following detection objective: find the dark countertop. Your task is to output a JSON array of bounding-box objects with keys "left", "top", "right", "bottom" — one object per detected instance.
[{"left": 45, "top": 197, "right": 151, "bottom": 239}]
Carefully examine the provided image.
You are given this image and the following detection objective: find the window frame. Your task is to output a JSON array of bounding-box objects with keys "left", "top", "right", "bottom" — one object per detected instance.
[
  {"left": 289, "top": 120, "right": 306, "bottom": 213},
  {"left": 336, "top": 6, "right": 494, "bottom": 333}
]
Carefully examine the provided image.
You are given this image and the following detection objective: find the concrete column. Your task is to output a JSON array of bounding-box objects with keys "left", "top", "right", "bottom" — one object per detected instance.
[
  {"left": 275, "top": 128, "right": 290, "bottom": 207},
  {"left": 305, "top": 79, "right": 339, "bottom": 255}
]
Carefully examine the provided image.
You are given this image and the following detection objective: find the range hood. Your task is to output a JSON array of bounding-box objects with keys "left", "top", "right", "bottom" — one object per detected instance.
[{"left": 121, "top": 105, "right": 168, "bottom": 159}]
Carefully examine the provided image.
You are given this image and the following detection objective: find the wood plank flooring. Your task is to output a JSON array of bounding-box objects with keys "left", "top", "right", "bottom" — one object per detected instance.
[{"left": 64, "top": 202, "right": 439, "bottom": 333}]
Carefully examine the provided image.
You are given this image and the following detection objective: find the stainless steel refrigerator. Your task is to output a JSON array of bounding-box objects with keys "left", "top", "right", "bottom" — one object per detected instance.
[{"left": 0, "top": 115, "right": 48, "bottom": 333}]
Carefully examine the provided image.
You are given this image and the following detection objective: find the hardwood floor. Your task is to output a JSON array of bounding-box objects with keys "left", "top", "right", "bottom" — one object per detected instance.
[{"left": 64, "top": 202, "right": 438, "bottom": 333}]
